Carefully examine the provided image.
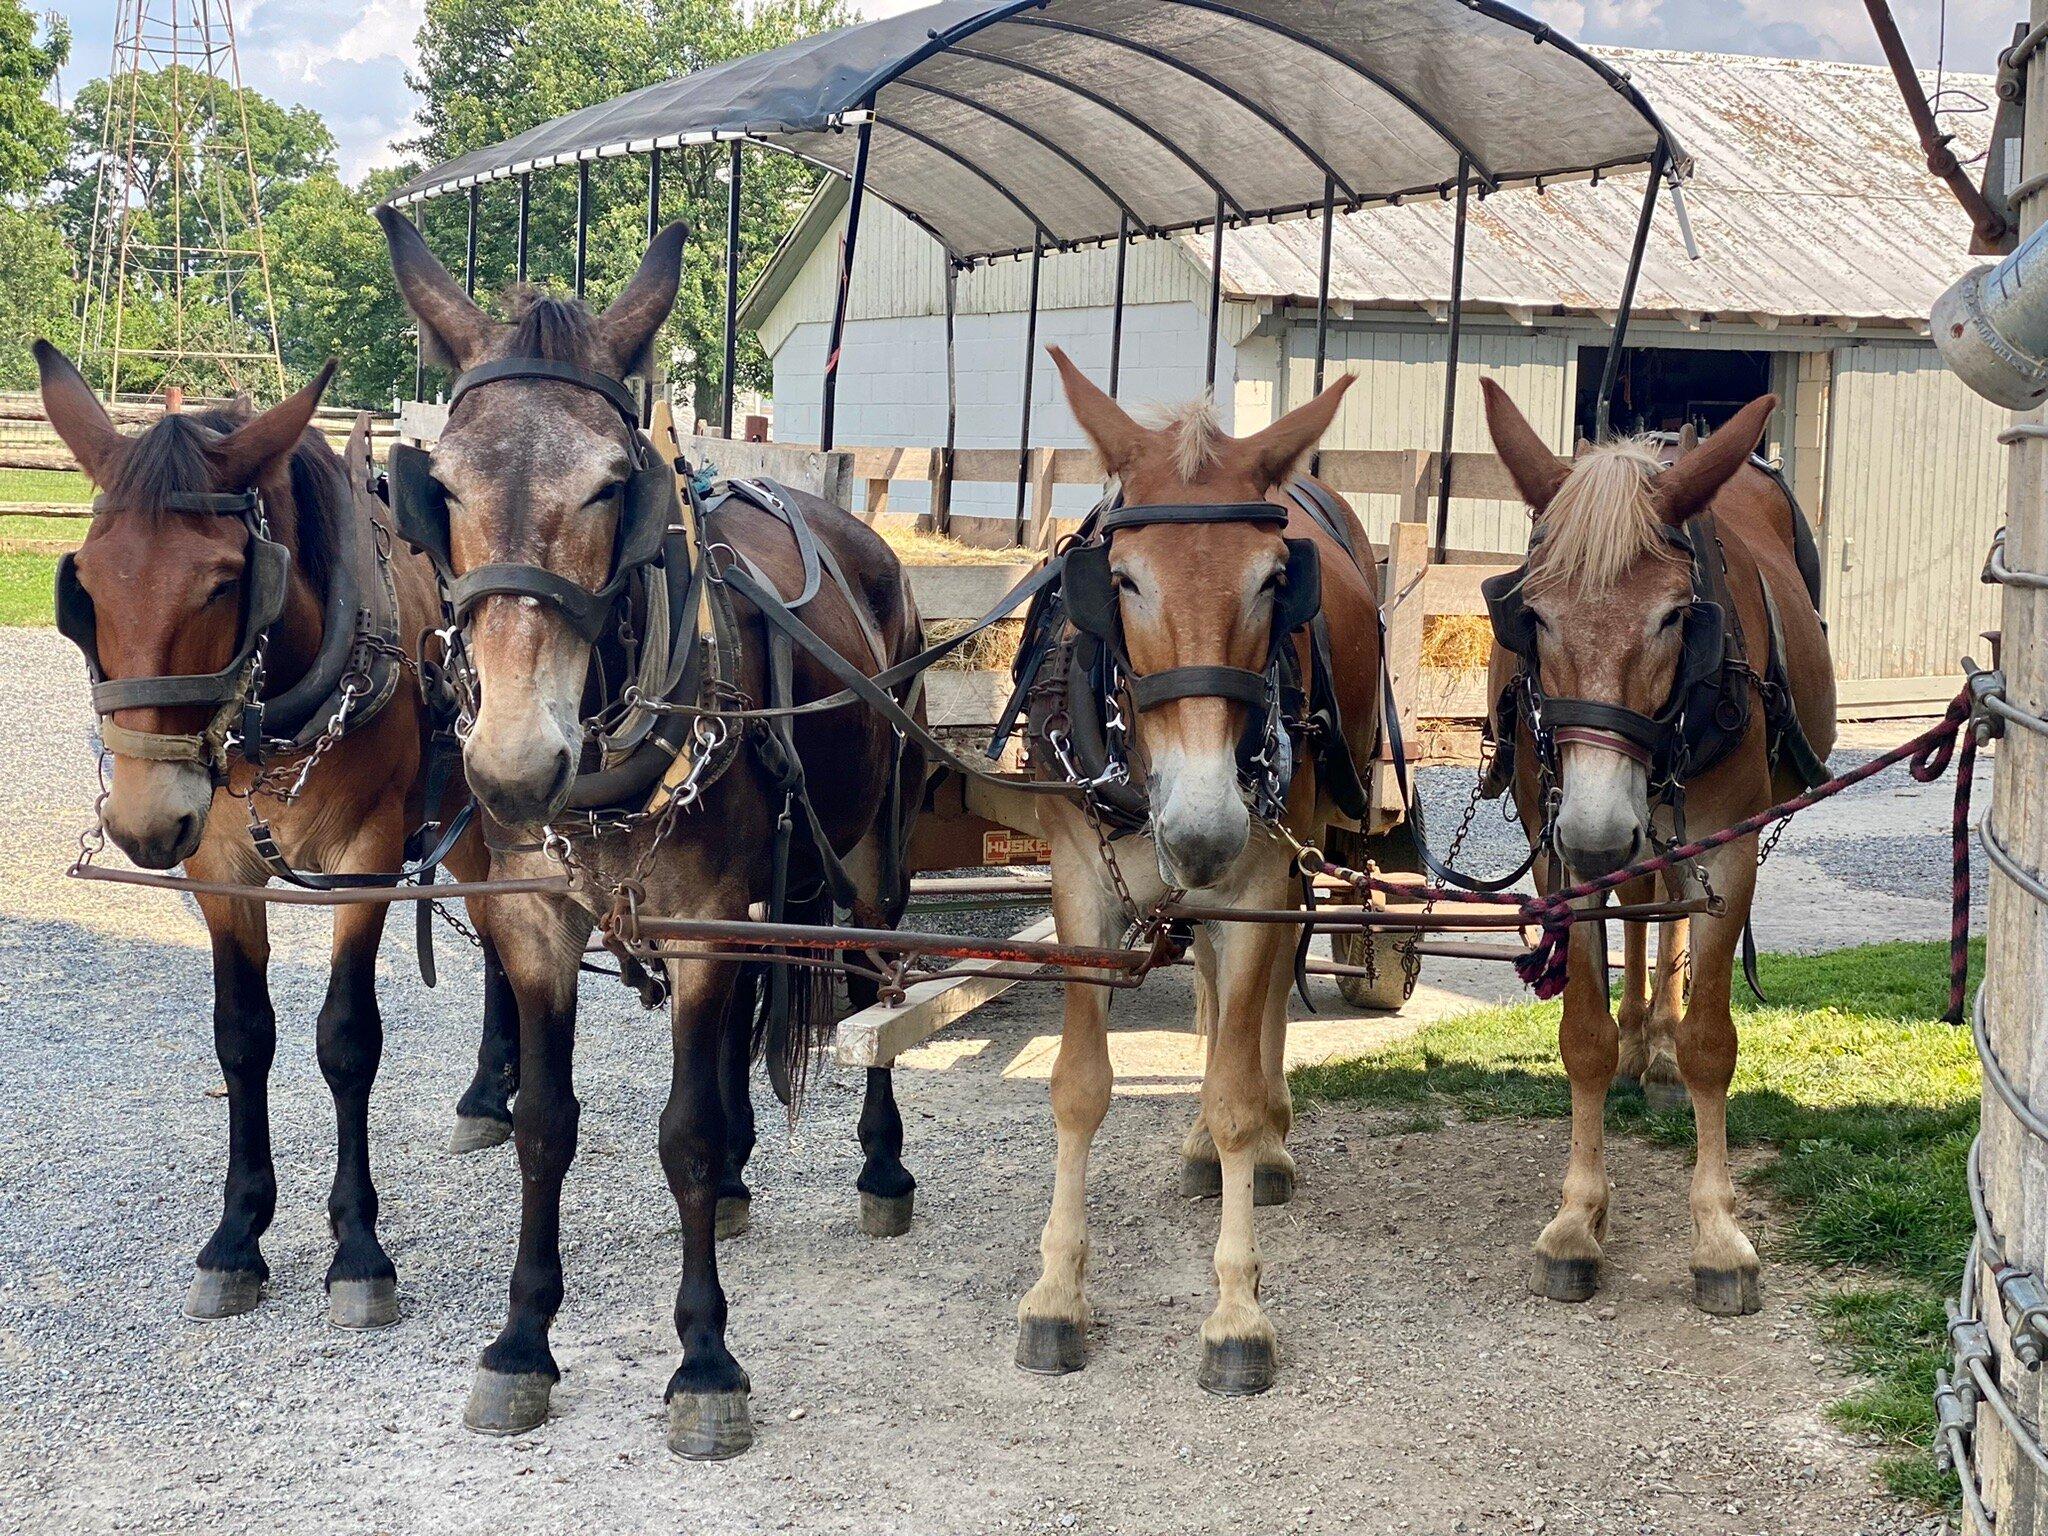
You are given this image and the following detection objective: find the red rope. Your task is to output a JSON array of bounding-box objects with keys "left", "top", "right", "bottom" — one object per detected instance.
[{"left": 1506, "top": 688, "right": 1975, "bottom": 1001}]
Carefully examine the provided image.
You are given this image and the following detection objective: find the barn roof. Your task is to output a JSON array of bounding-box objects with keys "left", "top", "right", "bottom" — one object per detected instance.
[{"left": 1217, "top": 48, "right": 1993, "bottom": 328}]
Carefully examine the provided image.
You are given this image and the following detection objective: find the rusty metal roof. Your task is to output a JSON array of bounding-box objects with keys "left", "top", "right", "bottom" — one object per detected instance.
[{"left": 1215, "top": 47, "right": 1993, "bottom": 327}]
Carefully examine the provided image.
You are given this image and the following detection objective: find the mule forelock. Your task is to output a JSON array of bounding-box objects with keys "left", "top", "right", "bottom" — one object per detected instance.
[
  {"left": 1525, "top": 438, "right": 1684, "bottom": 600},
  {"left": 1137, "top": 395, "right": 1223, "bottom": 481},
  {"left": 502, "top": 286, "right": 600, "bottom": 364}
]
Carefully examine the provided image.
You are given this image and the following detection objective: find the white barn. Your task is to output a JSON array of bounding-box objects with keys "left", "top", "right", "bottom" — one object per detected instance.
[{"left": 740, "top": 48, "right": 2006, "bottom": 693}]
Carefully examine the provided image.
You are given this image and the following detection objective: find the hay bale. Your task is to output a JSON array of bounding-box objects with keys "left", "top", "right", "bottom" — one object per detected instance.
[
  {"left": 1422, "top": 613, "right": 1493, "bottom": 670},
  {"left": 925, "top": 616, "right": 1024, "bottom": 673}
]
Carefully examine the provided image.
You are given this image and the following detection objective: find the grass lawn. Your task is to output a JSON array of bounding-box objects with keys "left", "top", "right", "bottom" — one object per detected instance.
[
  {"left": 1293, "top": 939, "right": 1982, "bottom": 1507},
  {"left": 0, "top": 467, "right": 92, "bottom": 505},
  {"left": 0, "top": 553, "right": 57, "bottom": 626}
]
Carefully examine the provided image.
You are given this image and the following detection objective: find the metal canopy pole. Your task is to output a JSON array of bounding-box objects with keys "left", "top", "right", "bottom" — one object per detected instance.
[
  {"left": 515, "top": 173, "right": 530, "bottom": 284},
  {"left": 721, "top": 142, "right": 742, "bottom": 439},
  {"left": 1313, "top": 176, "right": 1335, "bottom": 396},
  {"left": 1595, "top": 145, "right": 1668, "bottom": 438},
  {"left": 643, "top": 150, "right": 663, "bottom": 426},
  {"left": 939, "top": 259, "right": 958, "bottom": 532},
  {"left": 1206, "top": 195, "right": 1226, "bottom": 394},
  {"left": 574, "top": 160, "right": 591, "bottom": 299},
  {"left": 1433, "top": 159, "right": 1471, "bottom": 560},
  {"left": 1108, "top": 212, "right": 1130, "bottom": 399},
  {"left": 412, "top": 202, "right": 426, "bottom": 402},
  {"left": 464, "top": 185, "right": 479, "bottom": 298},
  {"left": 1014, "top": 230, "right": 1045, "bottom": 544},
  {"left": 819, "top": 111, "right": 874, "bottom": 452}
]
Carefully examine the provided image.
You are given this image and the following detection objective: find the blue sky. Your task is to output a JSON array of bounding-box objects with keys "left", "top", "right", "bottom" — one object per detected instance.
[{"left": 45, "top": 0, "right": 2018, "bottom": 182}]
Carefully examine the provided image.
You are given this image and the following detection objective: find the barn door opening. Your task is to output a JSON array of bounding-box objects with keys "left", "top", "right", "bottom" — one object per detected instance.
[{"left": 1574, "top": 345, "right": 1774, "bottom": 440}]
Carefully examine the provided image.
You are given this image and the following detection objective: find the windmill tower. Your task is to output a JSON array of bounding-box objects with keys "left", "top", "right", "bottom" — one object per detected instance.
[{"left": 77, "top": 0, "right": 285, "bottom": 402}]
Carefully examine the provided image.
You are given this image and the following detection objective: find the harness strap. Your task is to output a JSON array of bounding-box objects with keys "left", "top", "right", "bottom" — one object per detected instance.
[
  {"left": 1128, "top": 665, "right": 1269, "bottom": 711},
  {"left": 97, "top": 715, "right": 230, "bottom": 766},
  {"left": 450, "top": 356, "right": 640, "bottom": 425}
]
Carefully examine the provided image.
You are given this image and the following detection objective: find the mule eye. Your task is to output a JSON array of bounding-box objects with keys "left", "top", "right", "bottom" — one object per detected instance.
[
  {"left": 589, "top": 482, "right": 623, "bottom": 507},
  {"left": 1111, "top": 570, "right": 1135, "bottom": 594},
  {"left": 1658, "top": 610, "right": 1684, "bottom": 631},
  {"left": 204, "top": 579, "right": 238, "bottom": 605}
]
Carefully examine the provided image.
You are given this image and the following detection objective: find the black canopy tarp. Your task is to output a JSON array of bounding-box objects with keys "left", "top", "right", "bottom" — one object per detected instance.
[{"left": 392, "top": 0, "right": 1686, "bottom": 263}]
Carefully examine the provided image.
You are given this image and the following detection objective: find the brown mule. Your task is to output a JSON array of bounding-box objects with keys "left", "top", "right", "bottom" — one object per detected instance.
[
  {"left": 1013, "top": 350, "right": 1381, "bottom": 1394},
  {"left": 1479, "top": 381, "right": 1836, "bottom": 1316},
  {"left": 37, "top": 342, "right": 503, "bottom": 1329},
  {"left": 378, "top": 210, "right": 927, "bottom": 1459}
]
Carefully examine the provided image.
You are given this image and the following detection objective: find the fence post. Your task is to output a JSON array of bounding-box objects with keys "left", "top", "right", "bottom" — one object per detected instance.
[
  {"left": 1372, "top": 518, "right": 1430, "bottom": 823},
  {"left": 1396, "top": 449, "right": 1434, "bottom": 524}
]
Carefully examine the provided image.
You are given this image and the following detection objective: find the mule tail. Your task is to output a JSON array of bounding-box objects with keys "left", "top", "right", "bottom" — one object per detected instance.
[{"left": 750, "top": 885, "right": 839, "bottom": 1111}]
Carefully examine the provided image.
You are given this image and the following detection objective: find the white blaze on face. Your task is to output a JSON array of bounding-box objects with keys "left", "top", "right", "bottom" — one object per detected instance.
[
  {"left": 1552, "top": 741, "right": 1651, "bottom": 878},
  {"left": 462, "top": 596, "right": 587, "bottom": 824}
]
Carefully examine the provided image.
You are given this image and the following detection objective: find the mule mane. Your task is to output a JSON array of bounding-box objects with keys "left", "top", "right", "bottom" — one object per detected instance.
[
  {"left": 103, "top": 405, "right": 345, "bottom": 594},
  {"left": 1138, "top": 394, "right": 1223, "bottom": 481},
  {"left": 503, "top": 286, "right": 600, "bottom": 364},
  {"left": 1524, "top": 438, "right": 1683, "bottom": 599}
]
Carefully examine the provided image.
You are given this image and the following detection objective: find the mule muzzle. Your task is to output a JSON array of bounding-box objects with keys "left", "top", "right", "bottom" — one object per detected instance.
[
  {"left": 103, "top": 760, "right": 213, "bottom": 869},
  {"left": 464, "top": 718, "right": 576, "bottom": 828}
]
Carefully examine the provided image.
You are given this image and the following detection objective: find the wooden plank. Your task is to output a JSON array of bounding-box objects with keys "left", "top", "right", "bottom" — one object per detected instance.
[
  {"left": 1419, "top": 561, "right": 1517, "bottom": 617},
  {"left": 906, "top": 561, "right": 1036, "bottom": 621},
  {"left": 1372, "top": 519, "right": 1430, "bottom": 820},
  {"left": 926, "top": 669, "right": 1013, "bottom": 729},
  {"left": 682, "top": 434, "right": 851, "bottom": 505},
  {"left": 835, "top": 916, "right": 1056, "bottom": 1068},
  {"left": 1028, "top": 446, "right": 1058, "bottom": 550}
]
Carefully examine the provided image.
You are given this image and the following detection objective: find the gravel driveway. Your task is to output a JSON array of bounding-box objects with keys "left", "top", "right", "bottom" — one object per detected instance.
[{"left": 0, "top": 628, "right": 1972, "bottom": 1535}]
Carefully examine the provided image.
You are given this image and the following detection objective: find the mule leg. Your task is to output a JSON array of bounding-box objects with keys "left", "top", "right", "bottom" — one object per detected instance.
[
  {"left": 1675, "top": 843, "right": 1761, "bottom": 1316},
  {"left": 660, "top": 949, "right": 754, "bottom": 1460},
  {"left": 713, "top": 970, "right": 758, "bottom": 1240},
  {"left": 465, "top": 894, "right": 590, "bottom": 1437},
  {"left": 855, "top": 1068, "right": 916, "bottom": 1237},
  {"left": 844, "top": 832, "right": 915, "bottom": 1236},
  {"left": 1641, "top": 913, "right": 1691, "bottom": 1113},
  {"left": 317, "top": 846, "right": 401, "bottom": 1330},
  {"left": 187, "top": 889, "right": 276, "bottom": 1320},
  {"left": 1178, "top": 940, "right": 1221, "bottom": 1197},
  {"left": 1197, "top": 916, "right": 1294, "bottom": 1395},
  {"left": 1252, "top": 941, "right": 1297, "bottom": 1206},
  {"left": 451, "top": 934, "right": 519, "bottom": 1153},
  {"left": 1017, "top": 876, "right": 1121, "bottom": 1376},
  {"left": 1613, "top": 884, "right": 1652, "bottom": 1090},
  {"left": 1530, "top": 904, "right": 1619, "bottom": 1303}
]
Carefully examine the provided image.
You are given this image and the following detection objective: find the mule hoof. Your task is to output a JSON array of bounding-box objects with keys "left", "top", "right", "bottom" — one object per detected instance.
[
  {"left": 464, "top": 1369, "right": 554, "bottom": 1436},
  {"left": 1178, "top": 1157, "right": 1222, "bottom": 1199},
  {"left": 1015, "top": 1316, "right": 1086, "bottom": 1375},
  {"left": 1253, "top": 1164, "right": 1295, "bottom": 1207},
  {"left": 1643, "top": 1079, "right": 1691, "bottom": 1115},
  {"left": 448, "top": 1115, "right": 512, "bottom": 1154},
  {"left": 859, "top": 1190, "right": 914, "bottom": 1238},
  {"left": 667, "top": 1389, "right": 753, "bottom": 1460},
  {"left": 1529, "top": 1253, "right": 1600, "bottom": 1303},
  {"left": 715, "top": 1196, "right": 752, "bottom": 1241},
  {"left": 1199, "top": 1335, "right": 1275, "bottom": 1397},
  {"left": 1693, "top": 1266, "right": 1762, "bottom": 1317},
  {"left": 328, "top": 1276, "right": 399, "bottom": 1330},
  {"left": 184, "top": 1268, "right": 263, "bottom": 1320}
]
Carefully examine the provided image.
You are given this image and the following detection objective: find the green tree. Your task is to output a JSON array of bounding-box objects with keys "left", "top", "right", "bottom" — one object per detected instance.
[
  {"left": 266, "top": 167, "right": 417, "bottom": 407},
  {"left": 0, "top": 0, "right": 65, "bottom": 198},
  {"left": 0, "top": 206, "right": 77, "bottom": 388},
  {"left": 405, "top": 0, "right": 846, "bottom": 418}
]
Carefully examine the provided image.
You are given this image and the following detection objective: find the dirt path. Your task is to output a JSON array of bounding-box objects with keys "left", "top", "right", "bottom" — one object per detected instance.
[{"left": 0, "top": 631, "right": 1957, "bottom": 1535}]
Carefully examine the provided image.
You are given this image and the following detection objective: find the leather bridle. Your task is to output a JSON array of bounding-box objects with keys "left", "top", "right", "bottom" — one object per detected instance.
[{"left": 385, "top": 356, "right": 679, "bottom": 643}]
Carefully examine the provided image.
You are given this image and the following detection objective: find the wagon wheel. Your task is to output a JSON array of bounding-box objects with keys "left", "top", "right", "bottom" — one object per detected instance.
[{"left": 1324, "top": 824, "right": 1422, "bottom": 1013}]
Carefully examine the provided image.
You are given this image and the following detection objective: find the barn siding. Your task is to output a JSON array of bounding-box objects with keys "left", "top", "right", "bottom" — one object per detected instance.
[
  {"left": 1822, "top": 341, "right": 2009, "bottom": 679},
  {"left": 1279, "top": 320, "right": 1576, "bottom": 553}
]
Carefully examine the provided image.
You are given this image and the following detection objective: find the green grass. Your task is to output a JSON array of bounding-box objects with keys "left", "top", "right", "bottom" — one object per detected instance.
[
  {"left": 1293, "top": 939, "right": 1982, "bottom": 1506},
  {"left": 0, "top": 467, "right": 91, "bottom": 505},
  {"left": 0, "top": 552, "right": 57, "bottom": 625}
]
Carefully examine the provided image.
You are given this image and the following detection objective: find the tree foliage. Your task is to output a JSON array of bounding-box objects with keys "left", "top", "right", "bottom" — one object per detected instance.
[
  {"left": 0, "top": 0, "right": 65, "bottom": 199},
  {"left": 405, "top": 0, "right": 848, "bottom": 418}
]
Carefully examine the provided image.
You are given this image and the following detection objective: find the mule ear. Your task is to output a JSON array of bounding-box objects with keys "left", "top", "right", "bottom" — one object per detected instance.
[
  {"left": 375, "top": 204, "right": 499, "bottom": 372},
  {"left": 1480, "top": 378, "right": 1569, "bottom": 516},
  {"left": 1048, "top": 345, "right": 1148, "bottom": 479},
  {"left": 1237, "top": 373, "right": 1355, "bottom": 489},
  {"left": 1651, "top": 394, "right": 1776, "bottom": 526},
  {"left": 34, "top": 340, "right": 128, "bottom": 486},
  {"left": 596, "top": 220, "right": 689, "bottom": 380},
  {"left": 216, "top": 361, "right": 337, "bottom": 489}
]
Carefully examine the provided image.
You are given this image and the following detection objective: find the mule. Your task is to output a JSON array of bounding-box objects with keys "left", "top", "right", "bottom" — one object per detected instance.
[
  {"left": 1478, "top": 381, "right": 1836, "bottom": 1315},
  {"left": 377, "top": 208, "right": 926, "bottom": 1459},
  {"left": 1014, "top": 349, "right": 1378, "bottom": 1394},
  {"left": 37, "top": 342, "right": 506, "bottom": 1327}
]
